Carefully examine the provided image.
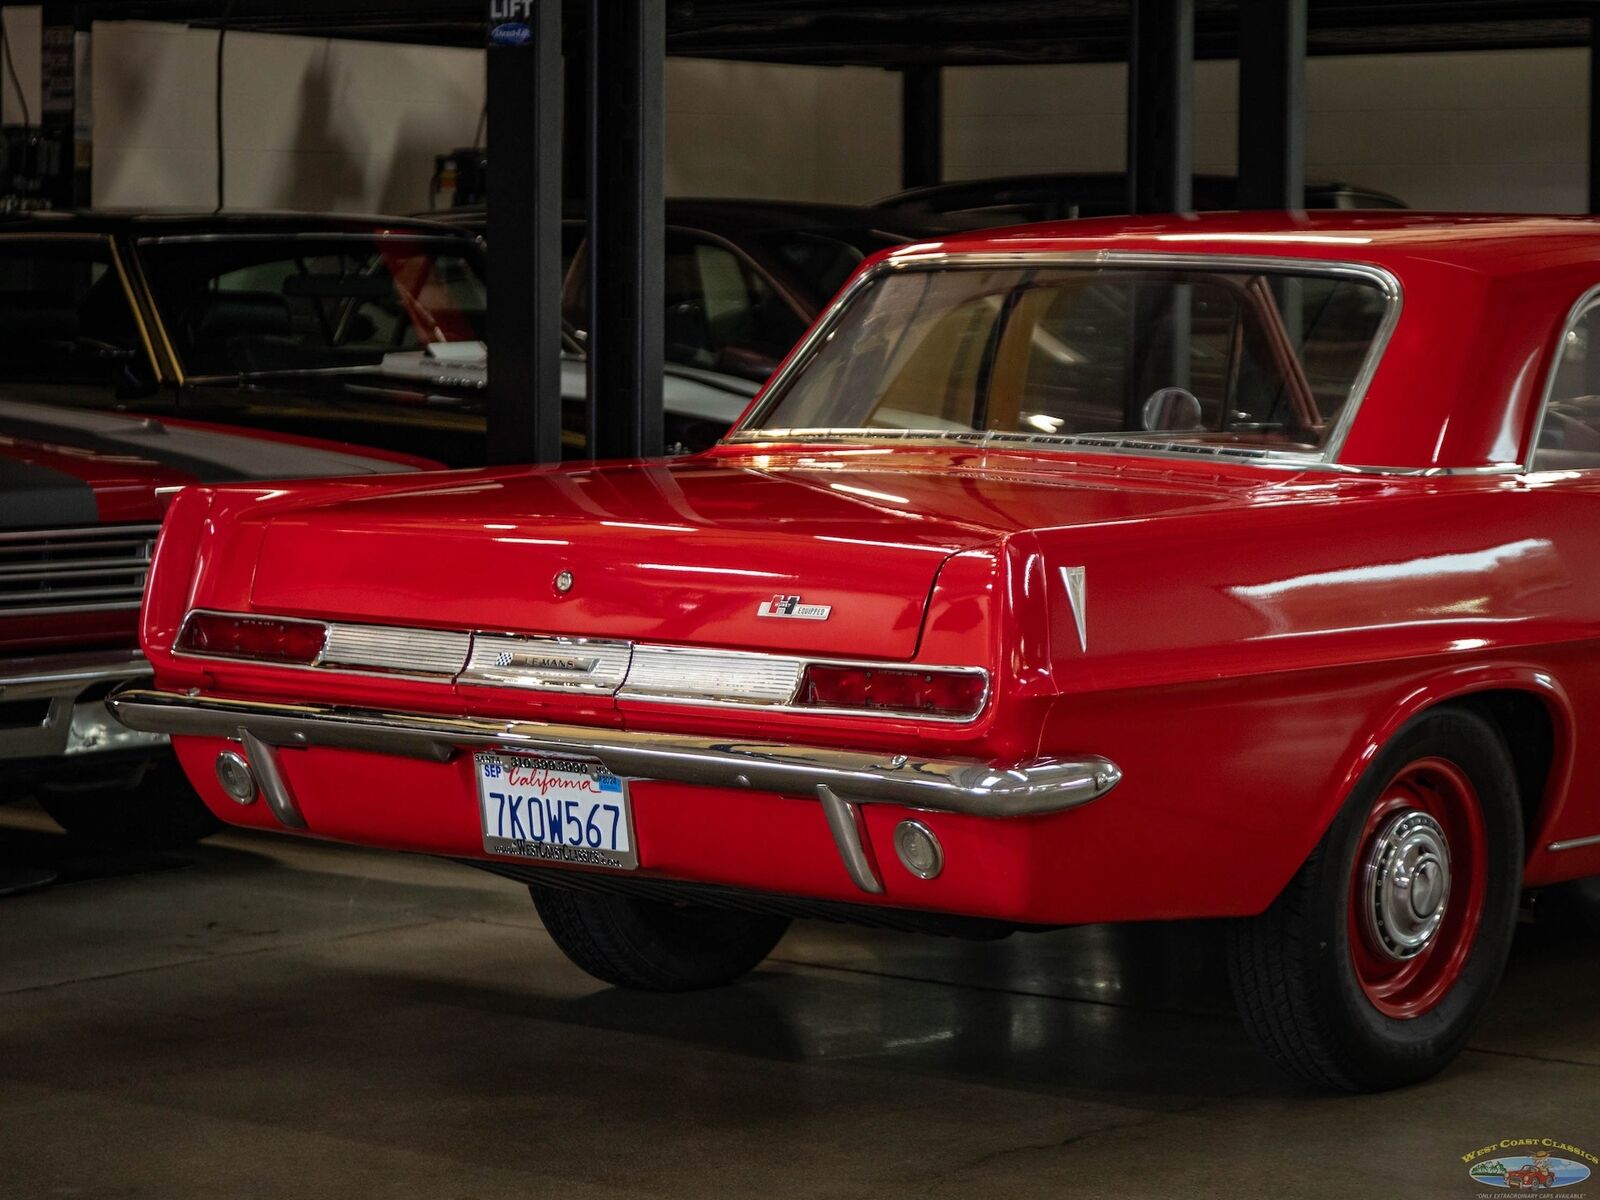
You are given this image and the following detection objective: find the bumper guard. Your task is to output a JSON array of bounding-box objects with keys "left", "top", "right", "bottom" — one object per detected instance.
[{"left": 107, "top": 687, "right": 1121, "bottom": 894}]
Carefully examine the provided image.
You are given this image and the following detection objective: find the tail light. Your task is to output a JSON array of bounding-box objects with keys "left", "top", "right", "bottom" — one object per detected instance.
[
  {"left": 795, "top": 664, "right": 986, "bottom": 720},
  {"left": 176, "top": 611, "right": 328, "bottom": 665}
]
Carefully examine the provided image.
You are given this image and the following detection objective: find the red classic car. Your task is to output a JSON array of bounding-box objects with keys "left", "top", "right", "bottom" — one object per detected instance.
[
  {"left": 1507, "top": 1162, "right": 1557, "bottom": 1189},
  {"left": 1, "top": 399, "right": 434, "bottom": 848},
  {"left": 110, "top": 212, "right": 1600, "bottom": 1091}
]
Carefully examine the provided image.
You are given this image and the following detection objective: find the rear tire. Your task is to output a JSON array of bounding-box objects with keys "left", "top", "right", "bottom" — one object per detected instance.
[
  {"left": 38, "top": 758, "right": 222, "bottom": 852},
  {"left": 529, "top": 886, "right": 790, "bottom": 991},
  {"left": 1227, "top": 706, "right": 1523, "bottom": 1091}
]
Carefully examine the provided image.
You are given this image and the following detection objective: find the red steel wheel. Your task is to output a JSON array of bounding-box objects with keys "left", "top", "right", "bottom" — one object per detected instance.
[
  {"left": 1228, "top": 705, "right": 1523, "bottom": 1090},
  {"left": 1347, "top": 757, "right": 1488, "bottom": 1019}
]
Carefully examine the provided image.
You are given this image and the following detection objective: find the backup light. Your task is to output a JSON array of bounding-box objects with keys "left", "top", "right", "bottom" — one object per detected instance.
[
  {"left": 795, "top": 665, "right": 985, "bottom": 719},
  {"left": 177, "top": 612, "right": 328, "bottom": 665}
]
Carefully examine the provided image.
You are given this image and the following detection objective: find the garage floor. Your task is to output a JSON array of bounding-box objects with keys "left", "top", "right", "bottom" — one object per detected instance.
[{"left": 2, "top": 798, "right": 1596, "bottom": 1199}]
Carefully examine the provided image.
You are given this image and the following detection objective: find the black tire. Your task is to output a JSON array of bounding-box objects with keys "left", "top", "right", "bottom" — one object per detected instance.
[
  {"left": 529, "top": 886, "right": 790, "bottom": 991},
  {"left": 38, "top": 758, "right": 223, "bottom": 852},
  {"left": 1227, "top": 705, "right": 1523, "bottom": 1091}
]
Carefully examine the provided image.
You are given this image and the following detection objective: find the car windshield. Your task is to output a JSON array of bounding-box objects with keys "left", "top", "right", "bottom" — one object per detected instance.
[
  {"left": 742, "top": 263, "right": 1392, "bottom": 458},
  {"left": 137, "top": 233, "right": 487, "bottom": 376}
]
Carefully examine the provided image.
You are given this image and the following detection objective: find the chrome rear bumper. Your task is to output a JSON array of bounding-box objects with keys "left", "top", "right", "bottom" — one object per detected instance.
[
  {"left": 1, "top": 650, "right": 166, "bottom": 760},
  {"left": 107, "top": 687, "right": 1122, "bottom": 893}
]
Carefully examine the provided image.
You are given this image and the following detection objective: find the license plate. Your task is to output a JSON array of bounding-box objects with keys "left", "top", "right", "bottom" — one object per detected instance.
[{"left": 474, "top": 752, "right": 637, "bottom": 870}]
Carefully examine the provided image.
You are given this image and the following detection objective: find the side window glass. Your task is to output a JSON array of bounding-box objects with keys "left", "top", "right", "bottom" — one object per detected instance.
[
  {"left": 1533, "top": 299, "right": 1600, "bottom": 471},
  {"left": 664, "top": 232, "right": 805, "bottom": 380},
  {"left": 0, "top": 239, "right": 143, "bottom": 383}
]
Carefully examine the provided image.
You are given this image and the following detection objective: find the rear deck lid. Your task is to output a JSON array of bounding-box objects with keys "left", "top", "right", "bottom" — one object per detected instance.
[{"left": 247, "top": 459, "right": 987, "bottom": 659}]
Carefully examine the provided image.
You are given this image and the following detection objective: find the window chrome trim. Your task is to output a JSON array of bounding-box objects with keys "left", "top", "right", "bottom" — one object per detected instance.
[
  {"left": 1524, "top": 282, "right": 1600, "bottom": 475},
  {"left": 172, "top": 609, "right": 990, "bottom": 724},
  {"left": 133, "top": 232, "right": 474, "bottom": 247},
  {"left": 726, "top": 248, "right": 1404, "bottom": 472}
]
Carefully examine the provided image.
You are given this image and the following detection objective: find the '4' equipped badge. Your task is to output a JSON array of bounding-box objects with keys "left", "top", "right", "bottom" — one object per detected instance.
[{"left": 756, "top": 595, "right": 832, "bottom": 621}]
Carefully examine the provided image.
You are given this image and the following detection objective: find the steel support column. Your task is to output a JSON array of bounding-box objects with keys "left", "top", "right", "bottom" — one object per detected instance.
[
  {"left": 485, "top": 0, "right": 564, "bottom": 465},
  {"left": 1238, "top": 0, "right": 1305, "bottom": 210},
  {"left": 1591, "top": 5, "right": 1600, "bottom": 213},
  {"left": 588, "top": 0, "right": 664, "bottom": 461},
  {"left": 562, "top": 33, "right": 587, "bottom": 214},
  {"left": 900, "top": 64, "right": 942, "bottom": 190},
  {"left": 1126, "top": 0, "right": 1193, "bottom": 214}
]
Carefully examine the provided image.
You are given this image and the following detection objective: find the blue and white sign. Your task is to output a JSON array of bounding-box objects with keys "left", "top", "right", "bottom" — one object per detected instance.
[{"left": 487, "top": 0, "right": 534, "bottom": 46}]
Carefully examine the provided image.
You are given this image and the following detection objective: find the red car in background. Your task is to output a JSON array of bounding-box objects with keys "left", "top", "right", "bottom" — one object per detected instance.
[
  {"left": 2, "top": 400, "right": 435, "bottom": 848},
  {"left": 112, "top": 212, "right": 1600, "bottom": 1090}
]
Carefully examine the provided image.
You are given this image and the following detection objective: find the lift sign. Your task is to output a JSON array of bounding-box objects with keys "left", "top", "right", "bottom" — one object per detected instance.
[{"left": 488, "top": 0, "right": 533, "bottom": 45}]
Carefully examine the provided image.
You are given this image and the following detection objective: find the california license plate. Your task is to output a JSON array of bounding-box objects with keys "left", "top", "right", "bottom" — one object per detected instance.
[{"left": 474, "top": 752, "right": 637, "bottom": 870}]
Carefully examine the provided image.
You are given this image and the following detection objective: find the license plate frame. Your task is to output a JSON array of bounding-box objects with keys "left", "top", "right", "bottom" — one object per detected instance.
[{"left": 474, "top": 751, "right": 637, "bottom": 870}]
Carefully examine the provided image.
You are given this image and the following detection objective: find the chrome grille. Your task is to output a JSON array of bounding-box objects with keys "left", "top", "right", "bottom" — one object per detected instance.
[{"left": 0, "top": 525, "right": 159, "bottom": 616}]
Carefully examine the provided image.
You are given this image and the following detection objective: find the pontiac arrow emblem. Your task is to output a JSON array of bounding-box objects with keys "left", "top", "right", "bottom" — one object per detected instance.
[
  {"left": 1062, "top": 565, "right": 1088, "bottom": 652},
  {"left": 757, "top": 595, "right": 832, "bottom": 621}
]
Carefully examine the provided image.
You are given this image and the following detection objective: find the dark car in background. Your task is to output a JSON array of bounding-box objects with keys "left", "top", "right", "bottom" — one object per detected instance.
[
  {"left": 873, "top": 173, "right": 1407, "bottom": 228},
  {"left": 422, "top": 198, "right": 952, "bottom": 383},
  {"left": 0, "top": 399, "right": 431, "bottom": 849},
  {"left": 0, "top": 210, "right": 754, "bottom": 465}
]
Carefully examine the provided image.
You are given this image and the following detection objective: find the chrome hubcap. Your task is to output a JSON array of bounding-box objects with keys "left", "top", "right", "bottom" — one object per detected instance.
[{"left": 1362, "top": 810, "right": 1452, "bottom": 960}]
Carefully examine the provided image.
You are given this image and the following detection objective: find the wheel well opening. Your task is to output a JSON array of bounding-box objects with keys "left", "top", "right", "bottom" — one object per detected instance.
[{"left": 1454, "top": 690, "right": 1555, "bottom": 842}]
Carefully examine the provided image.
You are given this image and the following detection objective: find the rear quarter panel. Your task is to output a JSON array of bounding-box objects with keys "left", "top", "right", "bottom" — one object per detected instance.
[{"left": 1021, "top": 474, "right": 1599, "bottom": 920}]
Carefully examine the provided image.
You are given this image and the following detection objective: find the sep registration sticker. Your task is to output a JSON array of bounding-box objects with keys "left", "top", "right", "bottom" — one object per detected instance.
[{"left": 475, "top": 752, "right": 637, "bottom": 870}]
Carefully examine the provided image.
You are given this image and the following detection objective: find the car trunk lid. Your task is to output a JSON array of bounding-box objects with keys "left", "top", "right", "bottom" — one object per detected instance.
[{"left": 244, "top": 450, "right": 1268, "bottom": 660}]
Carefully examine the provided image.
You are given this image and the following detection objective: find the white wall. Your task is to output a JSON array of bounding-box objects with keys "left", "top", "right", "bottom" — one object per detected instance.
[
  {"left": 0, "top": 15, "right": 483, "bottom": 212},
  {"left": 943, "top": 49, "right": 1589, "bottom": 213},
  {"left": 665, "top": 58, "right": 899, "bottom": 202},
  {"left": 0, "top": 12, "right": 1586, "bottom": 215}
]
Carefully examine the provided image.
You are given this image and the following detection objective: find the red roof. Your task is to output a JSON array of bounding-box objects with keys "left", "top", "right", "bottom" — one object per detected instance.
[{"left": 899, "top": 212, "right": 1600, "bottom": 277}]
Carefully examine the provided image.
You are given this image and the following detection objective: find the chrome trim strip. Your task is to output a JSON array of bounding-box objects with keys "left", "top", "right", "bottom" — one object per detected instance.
[
  {"left": 620, "top": 644, "right": 804, "bottom": 706},
  {"left": 1525, "top": 282, "right": 1600, "bottom": 474},
  {"left": 462, "top": 632, "right": 631, "bottom": 693},
  {"left": 0, "top": 649, "right": 150, "bottom": 700},
  {"left": 1547, "top": 833, "right": 1600, "bottom": 853},
  {"left": 0, "top": 524, "right": 162, "bottom": 542},
  {"left": 0, "top": 650, "right": 154, "bottom": 761},
  {"left": 106, "top": 687, "right": 1122, "bottom": 819},
  {"left": 817, "top": 785, "right": 884, "bottom": 894},
  {"left": 174, "top": 608, "right": 990, "bottom": 722},
  {"left": 0, "top": 600, "right": 143, "bottom": 616},
  {"left": 322, "top": 624, "right": 472, "bottom": 677},
  {"left": 726, "top": 249, "right": 1405, "bottom": 472},
  {"left": 239, "top": 729, "right": 307, "bottom": 829}
]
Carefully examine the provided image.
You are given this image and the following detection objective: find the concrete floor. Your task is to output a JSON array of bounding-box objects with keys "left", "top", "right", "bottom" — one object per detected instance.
[{"left": 1, "top": 798, "right": 1596, "bottom": 1199}]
